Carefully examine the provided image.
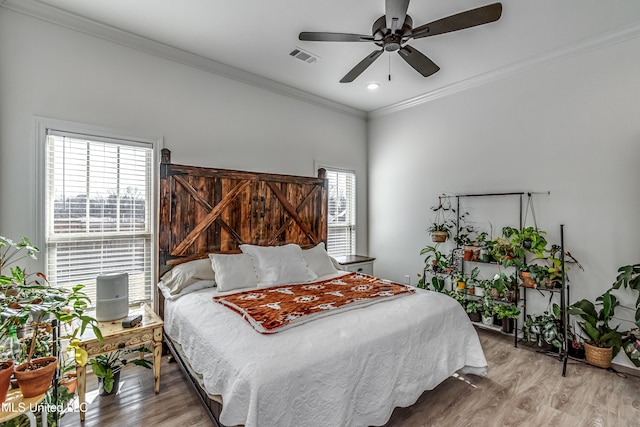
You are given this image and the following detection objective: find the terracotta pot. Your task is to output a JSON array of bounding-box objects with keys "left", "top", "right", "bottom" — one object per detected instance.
[
  {"left": 431, "top": 231, "right": 447, "bottom": 243},
  {"left": 14, "top": 356, "right": 58, "bottom": 398},
  {"left": 60, "top": 373, "right": 77, "bottom": 394},
  {"left": 520, "top": 272, "right": 535, "bottom": 288},
  {"left": 462, "top": 246, "right": 477, "bottom": 261},
  {"left": 0, "top": 360, "right": 14, "bottom": 404}
]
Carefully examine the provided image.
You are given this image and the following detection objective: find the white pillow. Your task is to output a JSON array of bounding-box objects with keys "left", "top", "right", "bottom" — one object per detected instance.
[
  {"left": 158, "top": 279, "right": 215, "bottom": 301},
  {"left": 208, "top": 253, "right": 259, "bottom": 292},
  {"left": 239, "top": 244, "right": 318, "bottom": 287},
  {"left": 160, "top": 259, "right": 215, "bottom": 295},
  {"left": 302, "top": 243, "right": 339, "bottom": 277}
]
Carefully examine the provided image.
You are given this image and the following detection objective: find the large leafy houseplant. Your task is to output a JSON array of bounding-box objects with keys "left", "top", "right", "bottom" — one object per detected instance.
[
  {"left": 611, "top": 263, "right": 640, "bottom": 322},
  {"left": 610, "top": 263, "right": 640, "bottom": 366},
  {"left": 0, "top": 236, "right": 102, "bottom": 397},
  {"left": 568, "top": 290, "right": 623, "bottom": 357}
]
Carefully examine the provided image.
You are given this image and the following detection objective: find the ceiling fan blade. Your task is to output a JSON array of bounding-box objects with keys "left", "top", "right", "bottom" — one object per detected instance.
[
  {"left": 398, "top": 45, "right": 440, "bottom": 77},
  {"left": 299, "top": 32, "right": 374, "bottom": 42},
  {"left": 411, "top": 2, "right": 502, "bottom": 39},
  {"left": 340, "top": 50, "right": 384, "bottom": 83},
  {"left": 385, "top": 0, "right": 410, "bottom": 33}
]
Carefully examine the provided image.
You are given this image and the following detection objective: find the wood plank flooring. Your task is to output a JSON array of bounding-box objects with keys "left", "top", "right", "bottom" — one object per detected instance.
[{"left": 61, "top": 329, "right": 640, "bottom": 427}]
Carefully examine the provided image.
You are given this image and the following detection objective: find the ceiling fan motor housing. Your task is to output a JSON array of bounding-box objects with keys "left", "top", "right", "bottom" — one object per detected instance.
[{"left": 373, "top": 15, "right": 413, "bottom": 52}]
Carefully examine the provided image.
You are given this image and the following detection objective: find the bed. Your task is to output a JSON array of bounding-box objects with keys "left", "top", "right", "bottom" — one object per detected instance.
[{"left": 157, "top": 149, "right": 487, "bottom": 427}]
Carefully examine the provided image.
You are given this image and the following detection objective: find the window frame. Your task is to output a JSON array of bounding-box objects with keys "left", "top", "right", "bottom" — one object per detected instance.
[
  {"left": 35, "top": 117, "right": 162, "bottom": 305},
  {"left": 314, "top": 161, "right": 357, "bottom": 258}
]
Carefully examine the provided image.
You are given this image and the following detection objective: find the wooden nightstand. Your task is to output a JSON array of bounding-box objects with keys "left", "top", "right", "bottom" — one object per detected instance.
[
  {"left": 76, "top": 303, "right": 163, "bottom": 421},
  {"left": 334, "top": 255, "right": 375, "bottom": 275}
]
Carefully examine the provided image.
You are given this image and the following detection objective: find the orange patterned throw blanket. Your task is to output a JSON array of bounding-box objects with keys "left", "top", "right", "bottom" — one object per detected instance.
[{"left": 213, "top": 272, "right": 415, "bottom": 334}]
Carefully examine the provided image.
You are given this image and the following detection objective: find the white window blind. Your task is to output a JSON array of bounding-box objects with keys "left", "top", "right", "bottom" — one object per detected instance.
[
  {"left": 45, "top": 130, "right": 154, "bottom": 305},
  {"left": 325, "top": 168, "right": 356, "bottom": 257}
]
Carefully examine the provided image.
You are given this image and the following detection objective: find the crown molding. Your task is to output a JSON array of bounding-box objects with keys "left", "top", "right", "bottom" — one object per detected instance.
[
  {"left": 0, "top": 0, "right": 366, "bottom": 120},
  {"left": 4, "top": 0, "right": 639, "bottom": 121},
  {"left": 370, "top": 19, "right": 640, "bottom": 118}
]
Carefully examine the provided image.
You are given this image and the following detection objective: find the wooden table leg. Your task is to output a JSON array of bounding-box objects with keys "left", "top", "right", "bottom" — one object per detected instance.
[
  {"left": 77, "top": 362, "right": 86, "bottom": 421},
  {"left": 153, "top": 327, "right": 162, "bottom": 394}
]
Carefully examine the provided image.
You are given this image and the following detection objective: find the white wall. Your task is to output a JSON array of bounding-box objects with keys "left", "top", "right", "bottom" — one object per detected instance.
[
  {"left": 369, "top": 36, "right": 640, "bottom": 367},
  {"left": 0, "top": 10, "right": 368, "bottom": 260}
]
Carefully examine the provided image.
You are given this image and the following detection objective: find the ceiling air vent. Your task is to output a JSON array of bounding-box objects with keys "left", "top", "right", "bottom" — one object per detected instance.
[{"left": 289, "top": 47, "right": 319, "bottom": 64}]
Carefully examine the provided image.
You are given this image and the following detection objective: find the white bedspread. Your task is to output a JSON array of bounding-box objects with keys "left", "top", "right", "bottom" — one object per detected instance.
[{"left": 164, "top": 278, "right": 488, "bottom": 427}]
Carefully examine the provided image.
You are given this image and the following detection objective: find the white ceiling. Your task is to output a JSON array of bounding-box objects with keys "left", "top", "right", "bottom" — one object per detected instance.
[{"left": 14, "top": 0, "right": 640, "bottom": 113}]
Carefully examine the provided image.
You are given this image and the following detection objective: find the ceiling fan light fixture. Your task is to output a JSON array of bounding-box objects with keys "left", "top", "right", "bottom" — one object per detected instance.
[{"left": 367, "top": 82, "right": 380, "bottom": 90}]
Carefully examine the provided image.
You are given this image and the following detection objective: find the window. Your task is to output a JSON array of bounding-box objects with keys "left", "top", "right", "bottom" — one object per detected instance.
[
  {"left": 324, "top": 167, "right": 356, "bottom": 257},
  {"left": 43, "top": 126, "right": 157, "bottom": 305}
]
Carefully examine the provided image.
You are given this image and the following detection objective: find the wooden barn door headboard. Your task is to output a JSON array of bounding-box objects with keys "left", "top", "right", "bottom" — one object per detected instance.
[{"left": 158, "top": 149, "right": 328, "bottom": 281}]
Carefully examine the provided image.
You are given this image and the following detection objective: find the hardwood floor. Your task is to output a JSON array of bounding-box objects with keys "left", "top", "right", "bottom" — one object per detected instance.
[{"left": 61, "top": 329, "right": 640, "bottom": 427}]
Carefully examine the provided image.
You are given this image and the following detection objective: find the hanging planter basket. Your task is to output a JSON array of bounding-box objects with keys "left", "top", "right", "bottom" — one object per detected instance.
[{"left": 431, "top": 231, "right": 448, "bottom": 243}]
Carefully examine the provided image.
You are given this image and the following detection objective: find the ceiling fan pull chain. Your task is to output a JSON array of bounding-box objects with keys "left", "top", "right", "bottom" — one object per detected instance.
[{"left": 388, "top": 52, "right": 392, "bottom": 81}]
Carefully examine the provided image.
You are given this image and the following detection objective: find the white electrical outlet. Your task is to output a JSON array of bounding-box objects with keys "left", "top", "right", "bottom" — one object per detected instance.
[{"left": 403, "top": 275, "right": 411, "bottom": 285}]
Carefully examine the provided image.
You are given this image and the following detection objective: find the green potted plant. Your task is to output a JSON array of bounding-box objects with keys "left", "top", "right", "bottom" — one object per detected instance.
[
  {"left": 89, "top": 347, "right": 152, "bottom": 395},
  {"left": 465, "top": 300, "right": 483, "bottom": 323},
  {"left": 519, "top": 263, "right": 551, "bottom": 289},
  {"left": 623, "top": 326, "right": 640, "bottom": 367},
  {"left": 494, "top": 304, "right": 521, "bottom": 333},
  {"left": 417, "top": 273, "right": 446, "bottom": 293},
  {"left": 474, "top": 279, "right": 488, "bottom": 297},
  {"left": 522, "top": 303, "right": 563, "bottom": 351},
  {"left": 511, "top": 227, "right": 548, "bottom": 256},
  {"left": 419, "top": 243, "right": 444, "bottom": 273},
  {"left": 568, "top": 290, "right": 623, "bottom": 368},
  {"left": 488, "top": 236, "right": 516, "bottom": 264},
  {"left": 488, "top": 272, "right": 510, "bottom": 299},
  {"left": 611, "top": 262, "right": 640, "bottom": 365},
  {"left": 452, "top": 271, "right": 466, "bottom": 290},
  {"left": 0, "top": 236, "right": 102, "bottom": 398},
  {"left": 481, "top": 300, "right": 495, "bottom": 326},
  {"left": 428, "top": 195, "right": 456, "bottom": 242},
  {"left": 464, "top": 267, "right": 481, "bottom": 295},
  {"left": 611, "top": 263, "right": 640, "bottom": 323}
]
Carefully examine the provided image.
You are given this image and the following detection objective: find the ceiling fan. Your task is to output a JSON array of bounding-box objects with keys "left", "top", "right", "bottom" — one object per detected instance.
[{"left": 299, "top": 0, "right": 502, "bottom": 83}]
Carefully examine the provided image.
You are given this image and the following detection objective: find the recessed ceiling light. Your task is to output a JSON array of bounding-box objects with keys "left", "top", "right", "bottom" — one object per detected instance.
[{"left": 366, "top": 82, "right": 380, "bottom": 90}]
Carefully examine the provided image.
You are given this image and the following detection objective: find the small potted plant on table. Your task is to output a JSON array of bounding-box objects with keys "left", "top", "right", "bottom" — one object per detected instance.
[{"left": 89, "top": 347, "right": 152, "bottom": 395}]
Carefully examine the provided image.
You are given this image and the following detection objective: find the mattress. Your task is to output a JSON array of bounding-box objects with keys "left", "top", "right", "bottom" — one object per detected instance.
[{"left": 163, "top": 275, "right": 488, "bottom": 427}]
